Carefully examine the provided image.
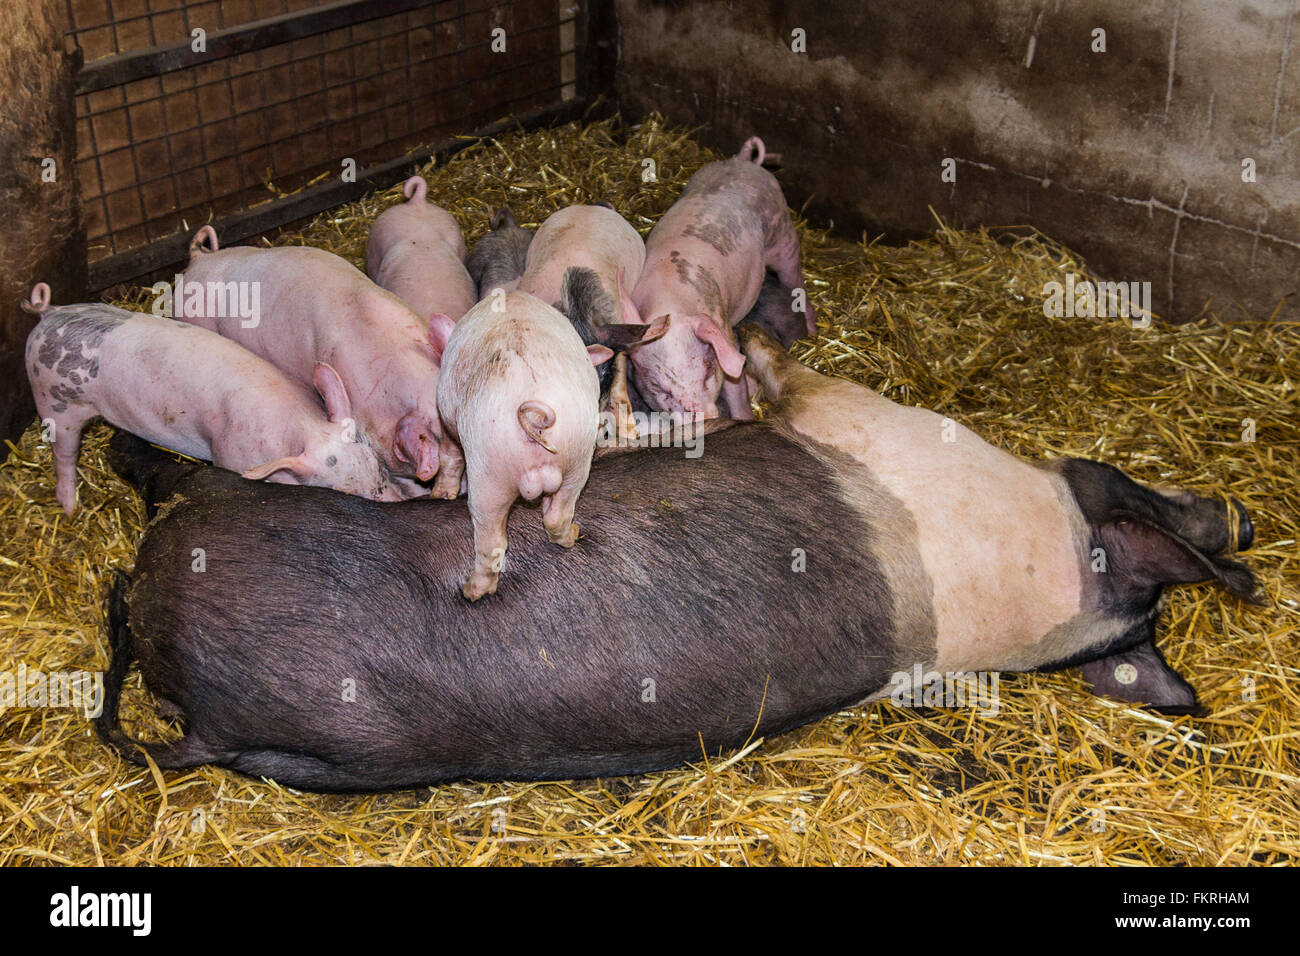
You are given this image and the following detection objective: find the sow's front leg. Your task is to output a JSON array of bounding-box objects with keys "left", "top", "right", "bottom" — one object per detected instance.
[{"left": 737, "top": 324, "right": 839, "bottom": 412}]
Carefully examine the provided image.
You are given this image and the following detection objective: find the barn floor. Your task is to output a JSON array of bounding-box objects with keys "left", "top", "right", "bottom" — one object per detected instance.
[{"left": 1, "top": 116, "right": 1296, "bottom": 865}]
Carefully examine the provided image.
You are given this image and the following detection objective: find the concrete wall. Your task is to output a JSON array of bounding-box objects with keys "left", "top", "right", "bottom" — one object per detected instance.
[{"left": 615, "top": 0, "right": 1300, "bottom": 322}]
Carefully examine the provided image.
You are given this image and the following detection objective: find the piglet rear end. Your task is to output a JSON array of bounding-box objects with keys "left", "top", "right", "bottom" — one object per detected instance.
[{"left": 434, "top": 291, "right": 602, "bottom": 601}]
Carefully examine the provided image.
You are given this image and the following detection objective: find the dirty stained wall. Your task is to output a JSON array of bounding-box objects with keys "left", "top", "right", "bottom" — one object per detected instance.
[
  {"left": 615, "top": 0, "right": 1300, "bottom": 322},
  {"left": 0, "top": 0, "right": 85, "bottom": 461}
]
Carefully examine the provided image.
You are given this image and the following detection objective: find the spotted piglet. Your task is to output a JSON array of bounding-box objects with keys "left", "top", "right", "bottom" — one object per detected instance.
[
  {"left": 631, "top": 136, "right": 814, "bottom": 420},
  {"left": 433, "top": 291, "right": 603, "bottom": 601},
  {"left": 22, "top": 283, "right": 400, "bottom": 513}
]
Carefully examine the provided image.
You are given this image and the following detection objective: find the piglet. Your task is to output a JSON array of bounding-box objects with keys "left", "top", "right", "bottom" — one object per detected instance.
[
  {"left": 433, "top": 291, "right": 603, "bottom": 601},
  {"left": 180, "top": 226, "right": 453, "bottom": 489},
  {"left": 631, "top": 136, "right": 814, "bottom": 420},
  {"left": 466, "top": 207, "right": 534, "bottom": 300},
  {"left": 516, "top": 204, "right": 646, "bottom": 331},
  {"left": 366, "top": 175, "right": 476, "bottom": 324},
  {"left": 22, "top": 283, "right": 399, "bottom": 513}
]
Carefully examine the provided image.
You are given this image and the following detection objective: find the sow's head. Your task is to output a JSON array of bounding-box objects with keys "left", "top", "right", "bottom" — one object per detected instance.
[{"left": 1054, "top": 458, "right": 1262, "bottom": 715}]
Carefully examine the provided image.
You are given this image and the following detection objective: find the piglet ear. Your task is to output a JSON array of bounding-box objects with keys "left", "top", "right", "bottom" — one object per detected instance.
[
  {"left": 243, "top": 455, "right": 312, "bottom": 481},
  {"left": 1080, "top": 640, "right": 1200, "bottom": 716},
  {"left": 590, "top": 321, "right": 661, "bottom": 350},
  {"left": 640, "top": 313, "right": 670, "bottom": 345},
  {"left": 313, "top": 363, "right": 353, "bottom": 424},
  {"left": 617, "top": 267, "right": 643, "bottom": 325},
  {"left": 428, "top": 313, "right": 456, "bottom": 361},
  {"left": 587, "top": 344, "right": 615, "bottom": 367},
  {"left": 692, "top": 317, "right": 746, "bottom": 380}
]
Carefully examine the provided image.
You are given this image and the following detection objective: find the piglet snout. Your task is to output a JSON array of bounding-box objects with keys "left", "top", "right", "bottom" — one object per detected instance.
[{"left": 395, "top": 413, "right": 440, "bottom": 481}]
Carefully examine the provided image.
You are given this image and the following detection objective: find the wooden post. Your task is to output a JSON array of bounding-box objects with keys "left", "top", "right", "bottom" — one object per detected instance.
[{"left": 0, "top": 0, "right": 85, "bottom": 461}]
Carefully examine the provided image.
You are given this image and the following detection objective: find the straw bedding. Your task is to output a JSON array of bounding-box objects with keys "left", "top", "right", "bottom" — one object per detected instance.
[{"left": 1, "top": 115, "right": 1295, "bottom": 865}]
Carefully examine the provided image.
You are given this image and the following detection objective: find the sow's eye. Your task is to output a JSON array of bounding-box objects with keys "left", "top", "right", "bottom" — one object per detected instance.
[{"left": 325, "top": 455, "right": 338, "bottom": 468}]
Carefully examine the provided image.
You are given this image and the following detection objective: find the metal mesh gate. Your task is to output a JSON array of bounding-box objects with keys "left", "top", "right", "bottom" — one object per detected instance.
[{"left": 65, "top": 0, "right": 606, "bottom": 292}]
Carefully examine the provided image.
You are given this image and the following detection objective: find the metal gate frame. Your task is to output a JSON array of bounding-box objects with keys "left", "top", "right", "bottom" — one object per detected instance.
[{"left": 71, "top": 0, "right": 616, "bottom": 293}]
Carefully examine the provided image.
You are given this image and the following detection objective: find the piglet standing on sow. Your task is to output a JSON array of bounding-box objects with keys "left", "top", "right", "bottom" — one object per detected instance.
[
  {"left": 433, "top": 290, "right": 602, "bottom": 601},
  {"left": 465, "top": 207, "right": 534, "bottom": 300},
  {"left": 22, "top": 283, "right": 399, "bottom": 513},
  {"left": 180, "top": 226, "right": 451, "bottom": 490},
  {"left": 631, "top": 136, "right": 814, "bottom": 420},
  {"left": 365, "top": 175, "right": 476, "bottom": 325}
]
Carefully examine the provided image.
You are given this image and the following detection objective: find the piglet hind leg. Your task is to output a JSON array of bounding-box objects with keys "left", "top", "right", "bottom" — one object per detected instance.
[
  {"left": 51, "top": 411, "right": 94, "bottom": 515},
  {"left": 766, "top": 222, "right": 815, "bottom": 330},
  {"left": 462, "top": 479, "right": 516, "bottom": 602},
  {"left": 431, "top": 434, "right": 466, "bottom": 499},
  {"left": 541, "top": 484, "right": 581, "bottom": 548}
]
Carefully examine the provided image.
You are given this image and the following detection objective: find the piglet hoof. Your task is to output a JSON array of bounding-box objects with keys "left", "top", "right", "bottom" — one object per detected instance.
[
  {"left": 461, "top": 572, "right": 499, "bottom": 602},
  {"left": 431, "top": 476, "right": 461, "bottom": 499},
  {"left": 548, "top": 521, "right": 580, "bottom": 548},
  {"left": 616, "top": 405, "right": 639, "bottom": 442}
]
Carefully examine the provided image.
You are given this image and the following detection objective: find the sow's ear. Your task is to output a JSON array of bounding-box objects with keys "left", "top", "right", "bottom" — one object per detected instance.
[
  {"left": 1080, "top": 640, "right": 1200, "bottom": 715},
  {"left": 1101, "top": 512, "right": 1261, "bottom": 602}
]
